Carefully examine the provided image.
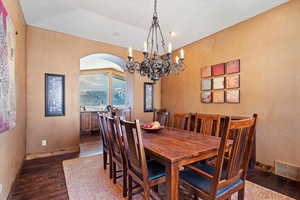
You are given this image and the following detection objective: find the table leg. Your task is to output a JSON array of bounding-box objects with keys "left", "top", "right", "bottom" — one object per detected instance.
[{"left": 166, "top": 162, "right": 179, "bottom": 200}]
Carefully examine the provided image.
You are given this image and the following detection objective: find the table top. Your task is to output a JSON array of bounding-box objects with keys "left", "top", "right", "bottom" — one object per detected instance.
[{"left": 142, "top": 127, "right": 231, "bottom": 164}]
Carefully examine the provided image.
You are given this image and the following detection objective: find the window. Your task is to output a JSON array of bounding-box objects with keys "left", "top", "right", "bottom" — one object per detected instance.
[
  {"left": 80, "top": 73, "right": 109, "bottom": 110},
  {"left": 112, "top": 75, "right": 126, "bottom": 107},
  {"left": 80, "top": 71, "right": 127, "bottom": 111}
]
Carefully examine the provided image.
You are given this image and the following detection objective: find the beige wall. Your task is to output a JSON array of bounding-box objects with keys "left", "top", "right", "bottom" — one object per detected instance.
[
  {"left": 0, "top": 0, "right": 27, "bottom": 199},
  {"left": 162, "top": 1, "right": 300, "bottom": 166},
  {"left": 26, "top": 26, "right": 160, "bottom": 155}
]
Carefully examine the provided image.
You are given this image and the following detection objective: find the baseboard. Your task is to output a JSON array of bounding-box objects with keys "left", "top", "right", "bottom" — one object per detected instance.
[{"left": 25, "top": 146, "right": 80, "bottom": 160}]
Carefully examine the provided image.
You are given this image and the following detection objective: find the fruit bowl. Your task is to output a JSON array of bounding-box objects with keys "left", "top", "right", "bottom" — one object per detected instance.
[
  {"left": 141, "top": 126, "right": 163, "bottom": 133},
  {"left": 141, "top": 121, "right": 163, "bottom": 133}
]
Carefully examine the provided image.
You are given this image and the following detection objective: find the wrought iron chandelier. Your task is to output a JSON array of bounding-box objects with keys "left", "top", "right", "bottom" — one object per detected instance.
[{"left": 126, "top": 0, "right": 184, "bottom": 81}]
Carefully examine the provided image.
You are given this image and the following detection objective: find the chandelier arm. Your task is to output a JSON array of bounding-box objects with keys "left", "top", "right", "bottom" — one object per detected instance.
[
  {"left": 150, "top": 22, "right": 155, "bottom": 56},
  {"left": 157, "top": 23, "right": 167, "bottom": 54},
  {"left": 155, "top": 22, "right": 159, "bottom": 55}
]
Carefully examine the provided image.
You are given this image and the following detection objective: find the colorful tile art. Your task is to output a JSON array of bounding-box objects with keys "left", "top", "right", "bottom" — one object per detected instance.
[
  {"left": 201, "top": 66, "right": 211, "bottom": 78},
  {"left": 200, "top": 59, "right": 241, "bottom": 104},
  {"left": 212, "top": 63, "right": 225, "bottom": 76},
  {"left": 213, "top": 77, "right": 225, "bottom": 90},
  {"left": 226, "top": 90, "right": 240, "bottom": 103},
  {"left": 202, "top": 79, "right": 211, "bottom": 91},
  {"left": 213, "top": 91, "right": 225, "bottom": 103},
  {"left": 226, "top": 59, "right": 240, "bottom": 74},
  {"left": 226, "top": 75, "right": 240, "bottom": 89},
  {"left": 201, "top": 91, "right": 212, "bottom": 103}
]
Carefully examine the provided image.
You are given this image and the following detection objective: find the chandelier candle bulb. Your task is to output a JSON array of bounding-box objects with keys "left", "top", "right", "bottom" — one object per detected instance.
[
  {"left": 180, "top": 48, "right": 184, "bottom": 59},
  {"left": 144, "top": 42, "right": 148, "bottom": 52},
  {"left": 175, "top": 56, "right": 179, "bottom": 64},
  {"left": 168, "top": 43, "right": 172, "bottom": 53},
  {"left": 128, "top": 47, "right": 133, "bottom": 57}
]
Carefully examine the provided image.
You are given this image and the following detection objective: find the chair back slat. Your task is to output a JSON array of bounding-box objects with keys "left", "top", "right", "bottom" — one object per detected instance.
[
  {"left": 211, "top": 114, "right": 257, "bottom": 197},
  {"left": 173, "top": 113, "right": 192, "bottom": 130},
  {"left": 106, "top": 116, "right": 123, "bottom": 159},
  {"left": 194, "top": 114, "right": 221, "bottom": 136},
  {"left": 153, "top": 109, "right": 170, "bottom": 126},
  {"left": 98, "top": 113, "right": 110, "bottom": 150},
  {"left": 120, "top": 119, "right": 148, "bottom": 180}
]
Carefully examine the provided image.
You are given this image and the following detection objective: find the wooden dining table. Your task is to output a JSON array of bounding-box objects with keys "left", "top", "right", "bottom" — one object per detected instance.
[{"left": 142, "top": 127, "right": 232, "bottom": 200}]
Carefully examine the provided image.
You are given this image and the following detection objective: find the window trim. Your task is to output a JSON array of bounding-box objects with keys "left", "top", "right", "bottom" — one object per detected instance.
[{"left": 80, "top": 68, "right": 127, "bottom": 109}]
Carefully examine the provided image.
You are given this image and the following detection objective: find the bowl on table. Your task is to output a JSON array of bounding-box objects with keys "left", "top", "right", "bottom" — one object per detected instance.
[{"left": 141, "top": 121, "right": 163, "bottom": 133}]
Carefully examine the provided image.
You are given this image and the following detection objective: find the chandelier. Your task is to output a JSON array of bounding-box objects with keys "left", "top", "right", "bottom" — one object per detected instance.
[{"left": 126, "top": 0, "right": 184, "bottom": 81}]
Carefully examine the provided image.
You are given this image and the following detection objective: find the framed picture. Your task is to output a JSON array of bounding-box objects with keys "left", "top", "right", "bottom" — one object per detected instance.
[
  {"left": 201, "top": 79, "right": 212, "bottom": 91},
  {"left": 212, "top": 63, "right": 225, "bottom": 76},
  {"left": 144, "top": 82, "right": 154, "bottom": 112},
  {"left": 45, "top": 73, "right": 65, "bottom": 116},
  {"left": 226, "top": 59, "right": 240, "bottom": 74},
  {"left": 226, "top": 75, "right": 240, "bottom": 89},
  {"left": 213, "top": 77, "right": 225, "bottom": 90},
  {"left": 226, "top": 89, "right": 240, "bottom": 103},
  {"left": 213, "top": 91, "right": 225, "bottom": 103},
  {"left": 201, "top": 66, "right": 211, "bottom": 78},
  {"left": 201, "top": 91, "right": 212, "bottom": 103}
]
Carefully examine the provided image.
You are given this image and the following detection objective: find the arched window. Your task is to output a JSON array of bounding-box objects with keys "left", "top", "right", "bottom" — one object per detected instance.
[{"left": 79, "top": 54, "right": 128, "bottom": 111}]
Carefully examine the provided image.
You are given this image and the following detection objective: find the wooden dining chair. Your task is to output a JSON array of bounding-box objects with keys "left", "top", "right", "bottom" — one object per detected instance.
[
  {"left": 120, "top": 119, "right": 166, "bottom": 200},
  {"left": 153, "top": 109, "right": 170, "bottom": 126},
  {"left": 173, "top": 113, "right": 190, "bottom": 130},
  {"left": 106, "top": 116, "right": 128, "bottom": 197},
  {"left": 180, "top": 114, "right": 258, "bottom": 200},
  {"left": 194, "top": 114, "right": 221, "bottom": 136},
  {"left": 98, "top": 113, "right": 112, "bottom": 178}
]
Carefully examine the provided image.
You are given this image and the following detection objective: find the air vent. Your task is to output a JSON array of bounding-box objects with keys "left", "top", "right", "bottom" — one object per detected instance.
[{"left": 274, "top": 160, "right": 300, "bottom": 182}]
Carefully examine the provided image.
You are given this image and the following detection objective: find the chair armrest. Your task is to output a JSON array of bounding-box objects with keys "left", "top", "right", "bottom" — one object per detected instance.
[{"left": 185, "top": 164, "right": 213, "bottom": 179}]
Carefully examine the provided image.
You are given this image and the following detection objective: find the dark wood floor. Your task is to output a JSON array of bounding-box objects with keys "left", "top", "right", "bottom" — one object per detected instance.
[{"left": 9, "top": 134, "right": 300, "bottom": 200}]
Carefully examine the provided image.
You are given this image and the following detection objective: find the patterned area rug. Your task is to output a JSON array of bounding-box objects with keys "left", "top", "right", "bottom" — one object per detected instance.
[{"left": 63, "top": 155, "right": 294, "bottom": 200}]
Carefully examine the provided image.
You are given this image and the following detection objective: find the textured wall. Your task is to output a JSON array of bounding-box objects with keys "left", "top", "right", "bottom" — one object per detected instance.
[
  {"left": 162, "top": 1, "right": 300, "bottom": 166},
  {"left": 0, "top": 0, "right": 27, "bottom": 199},
  {"left": 26, "top": 26, "right": 161, "bottom": 155}
]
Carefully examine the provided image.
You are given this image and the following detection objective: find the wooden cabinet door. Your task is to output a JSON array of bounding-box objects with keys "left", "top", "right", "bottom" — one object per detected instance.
[
  {"left": 80, "top": 112, "right": 91, "bottom": 131},
  {"left": 91, "top": 112, "right": 100, "bottom": 131}
]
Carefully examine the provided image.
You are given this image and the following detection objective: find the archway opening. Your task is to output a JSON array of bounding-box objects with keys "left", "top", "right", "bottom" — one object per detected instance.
[
  {"left": 79, "top": 53, "right": 129, "bottom": 112},
  {"left": 79, "top": 54, "right": 132, "bottom": 155}
]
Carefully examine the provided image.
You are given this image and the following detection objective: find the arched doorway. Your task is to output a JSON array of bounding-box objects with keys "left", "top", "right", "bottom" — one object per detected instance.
[{"left": 79, "top": 53, "right": 131, "bottom": 156}]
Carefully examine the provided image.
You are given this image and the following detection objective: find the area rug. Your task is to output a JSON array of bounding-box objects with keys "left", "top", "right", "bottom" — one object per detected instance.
[{"left": 63, "top": 155, "right": 295, "bottom": 200}]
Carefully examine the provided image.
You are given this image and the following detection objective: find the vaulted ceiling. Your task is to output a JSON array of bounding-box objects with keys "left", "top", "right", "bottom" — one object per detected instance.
[{"left": 20, "top": 0, "right": 287, "bottom": 51}]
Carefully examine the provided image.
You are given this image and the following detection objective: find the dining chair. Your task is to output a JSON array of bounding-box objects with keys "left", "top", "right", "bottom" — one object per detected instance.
[
  {"left": 153, "top": 109, "right": 170, "bottom": 126},
  {"left": 98, "top": 113, "right": 112, "bottom": 178},
  {"left": 194, "top": 114, "right": 221, "bottom": 136},
  {"left": 173, "top": 113, "right": 190, "bottom": 130},
  {"left": 106, "top": 116, "right": 128, "bottom": 197},
  {"left": 180, "top": 114, "right": 258, "bottom": 200},
  {"left": 120, "top": 119, "right": 166, "bottom": 200}
]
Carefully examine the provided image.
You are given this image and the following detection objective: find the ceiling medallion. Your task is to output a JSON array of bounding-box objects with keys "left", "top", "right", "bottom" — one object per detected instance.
[{"left": 126, "top": 0, "right": 184, "bottom": 82}]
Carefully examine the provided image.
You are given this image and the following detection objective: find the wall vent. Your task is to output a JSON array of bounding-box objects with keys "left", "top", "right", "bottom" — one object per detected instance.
[{"left": 274, "top": 160, "right": 300, "bottom": 182}]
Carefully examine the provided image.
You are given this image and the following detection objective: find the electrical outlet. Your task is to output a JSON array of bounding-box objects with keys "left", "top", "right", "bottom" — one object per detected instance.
[
  {"left": 42, "top": 140, "right": 47, "bottom": 146},
  {"left": 0, "top": 184, "right": 3, "bottom": 194}
]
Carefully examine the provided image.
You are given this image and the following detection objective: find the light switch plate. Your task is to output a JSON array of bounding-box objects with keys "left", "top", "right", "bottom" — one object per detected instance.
[
  {"left": 0, "top": 184, "right": 3, "bottom": 194},
  {"left": 42, "top": 140, "right": 47, "bottom": 146}
]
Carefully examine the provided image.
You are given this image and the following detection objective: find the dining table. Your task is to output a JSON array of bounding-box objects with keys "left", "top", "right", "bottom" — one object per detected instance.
[{"left": 142, "top": 127, "right": 232, "bottom": 200}]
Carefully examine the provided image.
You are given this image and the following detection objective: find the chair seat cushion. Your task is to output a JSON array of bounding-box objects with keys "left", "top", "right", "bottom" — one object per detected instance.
[
  {"left": 147, "top": 160, "right": 166, "bottom": 180},
  {"left": 180, "top": 162, "right": 243, "bottom": 197}
]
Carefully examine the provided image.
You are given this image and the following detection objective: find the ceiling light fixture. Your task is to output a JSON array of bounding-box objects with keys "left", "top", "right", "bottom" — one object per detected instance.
[{"left": 126, "top": 0, "right": 184, "bottom": 82}]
